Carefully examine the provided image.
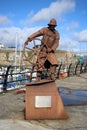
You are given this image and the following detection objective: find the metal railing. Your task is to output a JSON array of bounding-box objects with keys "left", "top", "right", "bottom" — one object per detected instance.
[{"left": 0, "top": 62, "right": 87, "bottom": 93}]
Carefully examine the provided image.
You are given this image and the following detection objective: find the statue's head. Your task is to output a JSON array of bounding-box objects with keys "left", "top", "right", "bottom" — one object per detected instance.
[
  {"left": 48, "top": 18, "right": 57, "bottom": 31},
  {"left": 48, "top": 18, "right": 57, "bottom": 26}
]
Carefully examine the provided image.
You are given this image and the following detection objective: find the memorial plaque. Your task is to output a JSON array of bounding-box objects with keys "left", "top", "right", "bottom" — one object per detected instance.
[{"left": 35, "top": 96, "right": 51, "bottom": 108}]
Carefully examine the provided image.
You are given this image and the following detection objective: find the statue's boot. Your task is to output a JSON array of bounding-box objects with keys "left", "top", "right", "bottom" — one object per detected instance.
[
  {"left": 35, "top": 71, "right": 42, "bottom": 82},
  {"left": 50, "top": 65, "right": 56, "bottom": 80}
]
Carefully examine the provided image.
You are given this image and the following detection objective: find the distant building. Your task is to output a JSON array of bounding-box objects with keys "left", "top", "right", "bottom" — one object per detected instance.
[
  {"left": 0, "top": 43, "right": 4, "bottom": 49},
  {"left": 8, "top": 46, "right": 15, "bottom": 50}
]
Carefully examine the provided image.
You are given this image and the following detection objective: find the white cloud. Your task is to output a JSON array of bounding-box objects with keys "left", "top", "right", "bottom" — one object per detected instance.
[
  {"left": 0, "top": 15, "right": 11, "bottom": 25},
  {"left": 0, "top": 26, "right": 41, "bottom": 48},
  {"left": 59, "top": 37, "right": 79, "bottom": 51},
  {"left": 74, "top": 29, "right": 87, "bottom": 42},
  {"left": 0, "top": 25, "right": 83, "bottom": 52},
  {"left": 22, "top": 0, "right": 75, "bottom": 25},
  {"left": 66, "top": 21, "right": 79, "bottom": 31},
  {"left": 1, "top": 0, "right": 86, "bottom": 53}
]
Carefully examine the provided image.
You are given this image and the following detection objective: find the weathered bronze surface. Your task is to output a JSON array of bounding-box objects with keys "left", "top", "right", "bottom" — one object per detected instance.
[
  {"left": 25, "top": 19, "right": 68, "bottom": 120},
  {"left": 24, "top": 18, "right": 60, "bottom": 81},
  {"left": 25, "top": 81, "right": 68, "bottom": 120}
]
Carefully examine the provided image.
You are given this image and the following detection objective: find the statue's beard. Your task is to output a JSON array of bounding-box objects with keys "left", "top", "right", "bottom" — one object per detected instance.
[{"left": 48, "top": 26, "right": 55, "bottom": 31}]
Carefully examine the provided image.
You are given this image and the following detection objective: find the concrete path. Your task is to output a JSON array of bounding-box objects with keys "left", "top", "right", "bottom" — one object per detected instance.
[{"left": 0, "top": 73, "right": 87, "bottom": 130}]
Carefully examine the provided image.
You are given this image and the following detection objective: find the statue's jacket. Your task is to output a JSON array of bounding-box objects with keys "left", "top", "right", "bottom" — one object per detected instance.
[{"left": 29, "top": 27, "right": 60, "bottom": 70}]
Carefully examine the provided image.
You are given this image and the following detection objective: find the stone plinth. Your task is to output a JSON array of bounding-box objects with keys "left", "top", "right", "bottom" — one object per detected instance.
[{"left": 25, "top": 80, "right": 68, "bottom": 120}]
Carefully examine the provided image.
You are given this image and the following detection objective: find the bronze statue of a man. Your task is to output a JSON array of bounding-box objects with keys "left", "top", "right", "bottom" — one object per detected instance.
[{"left": 24, "top": 18, "right": 60, "bottom": 81}]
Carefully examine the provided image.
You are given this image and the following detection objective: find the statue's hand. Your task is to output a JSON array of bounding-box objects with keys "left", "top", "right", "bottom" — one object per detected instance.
[
  {"left": 24, "top": 41, "right": 28, "bottom": 48},
  {"left": 24, "top": 37, "right": 31, "bottom": 48},
  {"left": 47, "top": 48, "right": 52, "bottom": 53}
]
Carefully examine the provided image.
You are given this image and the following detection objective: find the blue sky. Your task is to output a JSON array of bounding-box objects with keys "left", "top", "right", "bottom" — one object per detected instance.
[{"left": 0, "top": 0, "right": 87, "bottom": 52}]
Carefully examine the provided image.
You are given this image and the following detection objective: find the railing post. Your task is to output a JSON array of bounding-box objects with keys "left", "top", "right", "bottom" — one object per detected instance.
[
  {"left": 80, "top": 62, "right": 84, "bottom": 73},
  {"left": 84, "top": 63, "right": 87, "bottom": 72},
  {"left": 68, "top": 63, "right": 72, "bottom": 77},
  {"left": 57, "top": 63, "right": 62, "bottom": 79},
  {"left": 75, "top": 62, "right": 79, "bottom": 75},
  {"left": 3, "top": 65, "right": 12, "bottom": 92}
]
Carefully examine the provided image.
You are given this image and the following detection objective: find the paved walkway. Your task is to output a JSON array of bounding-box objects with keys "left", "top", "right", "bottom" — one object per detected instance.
[{"left": 0, "top": 73, "right": 87, "bottom": 130}]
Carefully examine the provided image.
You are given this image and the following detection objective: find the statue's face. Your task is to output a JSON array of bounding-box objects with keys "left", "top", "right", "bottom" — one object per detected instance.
[{"left": 49, "top": 25, "right": 56, "bottom": 31}]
